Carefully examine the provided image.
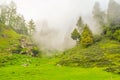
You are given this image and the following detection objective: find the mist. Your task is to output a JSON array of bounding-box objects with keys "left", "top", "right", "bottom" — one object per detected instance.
[{"left": 1, "top": 0, "right": 120, "bottom": 50}]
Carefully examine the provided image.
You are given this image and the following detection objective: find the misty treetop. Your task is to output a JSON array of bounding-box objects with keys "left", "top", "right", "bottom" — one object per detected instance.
[
  {"left": 107, "top": 0, "right": 120, "bottom": 23},
  {"left": 76, "top": 17, "right": 84, "bottom": 33},
  {"left": 93, "top": 0, "right": 120, "bottom": 26},
  {"left": 28, "top": 19, "right": 36, "bottom": 35},
  {"left": 0, "top": 1, "right": 36, "bottom": 35},
  {"left": 93, "top": 1, "right": 106, "bottom": 26}
]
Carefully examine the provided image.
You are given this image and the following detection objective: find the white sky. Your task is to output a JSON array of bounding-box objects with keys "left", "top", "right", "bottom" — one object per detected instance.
[{"left": 0, "top": 0, "right": 109, "bottom": 21}]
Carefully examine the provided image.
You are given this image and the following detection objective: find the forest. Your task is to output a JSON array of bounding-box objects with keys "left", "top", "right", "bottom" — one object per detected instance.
[{"left": 0, "top": 0, "right": 120, "bottom": 80}]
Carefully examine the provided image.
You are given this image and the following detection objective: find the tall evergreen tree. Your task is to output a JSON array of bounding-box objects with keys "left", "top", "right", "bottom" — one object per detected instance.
[
  {"left": 14, "top": 15, "right": 28, "bottom": 35},
  {"left": 80, "top": 24, "right": 93, "bottom": 47},
  {"left": 93, "top": 1, "right": 105, "bottom": 26},
  {"left": 7, "top": 1, "right": 17, "bottom": 28},
  {"left": 71, "top": 28, "right": 80, "bottom": 44},
  {"left": 76, "top": 17, "right": 84, "bottom": 33},
  {"left": 0, "top": 1, "right": 17, "bottom": 27},
  {"left": 0, "top": 2, "right": 28, "bottom": 35},
  {"left": 0, "top": 5, "right": 8, "bottom": 24},
  {"left": 107, "top": 0, "right": 120, "bottom": 23},
  {"left": 28, "top": 19, "right": 35, "bottom": 35}
]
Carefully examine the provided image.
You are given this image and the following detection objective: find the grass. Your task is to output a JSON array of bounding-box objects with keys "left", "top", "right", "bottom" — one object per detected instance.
[
  {"left": 0, "top": 26, "right": 21, "bottom": 51},
  {"left": 0, "top": 24, "right": 120, "bottom": 80},
  {"left": 0, "top": 55, "right": 120, "bottom": 80},
  {"left": 58, "top": 38, "right": 120, "bottom": 74}
]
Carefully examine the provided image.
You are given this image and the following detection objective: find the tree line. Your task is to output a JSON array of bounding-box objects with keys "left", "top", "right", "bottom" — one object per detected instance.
[
  {"left": 71, "top": 0, "right": 120, "bottom": 47},
  {"left": 0, "top": 1, "right": 35, "bottom": 35}
]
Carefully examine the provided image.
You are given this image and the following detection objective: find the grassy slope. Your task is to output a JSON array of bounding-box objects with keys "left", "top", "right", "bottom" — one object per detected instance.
[
  {"left": 0, "top": 54, "right": 120, "bottom": 80},
  {"left": 0, "top": 25, "right": 21, "bottom": 53},
  {"left": 59, "top": 38, "right": 120, "bottom": 64},
  {"left": 58, "top": 38, "right": 120, "bottom": 74}
]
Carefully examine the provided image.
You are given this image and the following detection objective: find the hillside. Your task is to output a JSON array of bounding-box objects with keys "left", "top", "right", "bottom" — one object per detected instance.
[
  {"left": 0, "top": 24, "right": 40, "bottom": 67},
  {"left": 58, "top": 38, "right": 120, "bottom": 74},
  {"left": 0, "top": 24, "right": 21, "bottom": 53}
]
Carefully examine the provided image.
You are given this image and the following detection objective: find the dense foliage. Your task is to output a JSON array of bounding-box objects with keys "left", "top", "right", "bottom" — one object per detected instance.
[
  {"left": 80, "top": 25, "right": 93, "bottom": 47},
  {"left": 58, "top": 39, "right": 120, "bottom": 74},
  {"left": 71, "top": 28, "right": 80, "bottom": 43}
]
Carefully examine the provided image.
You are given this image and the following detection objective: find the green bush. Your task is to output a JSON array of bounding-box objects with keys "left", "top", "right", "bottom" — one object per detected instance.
[
  {"left": 0, "top": 54, "right": 17, "bottom": 67},
  {"left": 58, "top": 45, "right": 113, "bottom": 67},
  {"left": 105, "top": 66, "right": 120, "bottom": 74},
  {"left": 11, "top": 45, "right": 22, "bottom": 54},
  {"left": 93, "top": 35, "right": 102, "bottom": 42},
  {"left": 113, "top": 30, "right": 120, "bottom": 41},
  {"left": 31, "top": 46, "right": 41, "bottom": 57}
]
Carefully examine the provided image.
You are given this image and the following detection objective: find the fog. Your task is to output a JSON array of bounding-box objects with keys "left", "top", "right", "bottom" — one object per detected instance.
[{"left": 1, "top": 0, "right": 120, "bottom": 50}]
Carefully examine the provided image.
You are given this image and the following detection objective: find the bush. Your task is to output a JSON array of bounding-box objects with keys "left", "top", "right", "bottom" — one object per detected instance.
[
  {"left": 58, "top": 45, "right": 113, "bottom": 67},
  {"left": 0, "top": 54, "right": 17, "bottom": 67},
  {"left": 11, "top": 45, "right": 41, "bottom": 57},
  {"left": 11, "top": 45, "right": 22, "bottom": 54},
  {"left": 113, "top": 30, "right": 120, "bottom": 41},
  {"left": 105, "top": 66, "right": 120, "bottom": 74},
  {"left": 31, "top": 46, "right": 41, "bottom": 57},
  {"left": 93, "top": 35, "right": 102, "bottom": 42}
]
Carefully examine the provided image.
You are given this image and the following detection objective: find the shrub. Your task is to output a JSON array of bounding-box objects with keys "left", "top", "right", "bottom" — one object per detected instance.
[
  {"left": 105, "top": 66, "right": 120, "bottom": 74},
  {"left": 31, "top": 46, "right": 41, "bottom": 57},
  {"left": 113, "top": 30, "right": 120, "bottom": 41},
  {"left": 93, "top": 35, "right": 102, "bottom": 42},
  {"left": 58, "top": 45, "right": 113, "bottom": 67}
]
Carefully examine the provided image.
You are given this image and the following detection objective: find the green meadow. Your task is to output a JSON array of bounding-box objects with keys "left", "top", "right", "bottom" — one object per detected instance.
[{"left": 0, "top": 55, "right": 120, "bottom": 80}]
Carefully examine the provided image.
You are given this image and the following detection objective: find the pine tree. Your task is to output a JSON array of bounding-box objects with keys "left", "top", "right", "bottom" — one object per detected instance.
[
  {"left": 76, "top": 17, "right": 84, "bottom": 33},
  {"left": 93, "top": 1, "right": 105, "bottom": 26},
  {"left": 71, "top": 28, "right": 80, "bottom": 44},
  {"left": 28, "top": 19, "right": 35, "bottom": 35},
  {"left": 107, "top": 0, "right": 120, "bottom": 23},
  {"left": 80, "top": 24, "right": 93, "bottom": 47}
]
